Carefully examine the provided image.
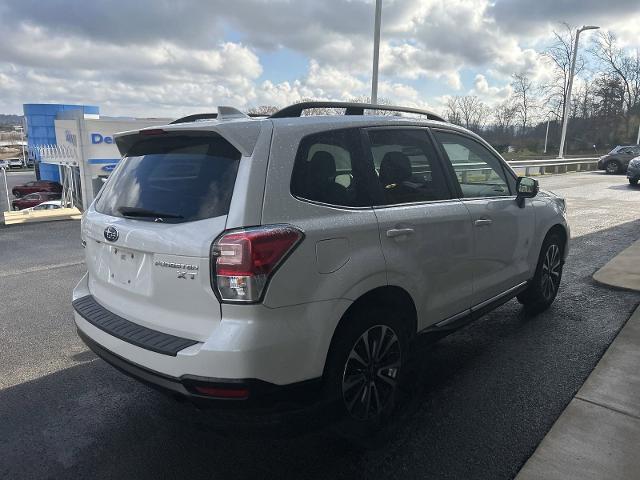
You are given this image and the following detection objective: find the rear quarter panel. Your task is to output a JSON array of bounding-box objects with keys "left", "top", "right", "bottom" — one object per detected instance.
[{"left": 260, "top": 122, "right": 388, "bottom": 310}]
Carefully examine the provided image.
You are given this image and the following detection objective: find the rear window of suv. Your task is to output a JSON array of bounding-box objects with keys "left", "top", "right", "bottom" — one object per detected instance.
[{"left": 95, "top": 133, "right": 241, "bottom": 223}]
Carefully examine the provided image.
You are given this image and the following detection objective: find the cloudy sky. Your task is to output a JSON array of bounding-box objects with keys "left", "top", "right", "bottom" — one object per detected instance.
[{"left": 1, "top": 0, "right": 639, "bottom": 118}]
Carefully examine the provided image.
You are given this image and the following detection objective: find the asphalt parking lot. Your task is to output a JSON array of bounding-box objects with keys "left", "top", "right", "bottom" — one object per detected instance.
[{"left": 1, "top": 171, "right": 639, "bottom": 480}]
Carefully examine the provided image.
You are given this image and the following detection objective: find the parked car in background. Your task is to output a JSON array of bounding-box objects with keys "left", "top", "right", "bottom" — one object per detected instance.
[
  {"left": 23, "top": 200, "right": 68, "bottom": 212},
  {"left": 73, "top": 101, "right": 569, "bottom": 429},
  {"left": 597, "top": 145, "right": 640, "bottom": 174},
  {"left": 11, "top": 192, "right": 61, "bottom": 210},
  {"left": 627, "top": 156, "right": 640, "bottom": 186},
  {"left": 7, "top": 158, "right": 23, "bottom": 169},
  {"left": 12, "top": 180, "right": 62, "bottom": 198}
]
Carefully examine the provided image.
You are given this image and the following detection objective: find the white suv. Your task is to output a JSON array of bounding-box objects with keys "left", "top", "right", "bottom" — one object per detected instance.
[{"left": 73, "top": 102, "right": 569, "bottom": 426}]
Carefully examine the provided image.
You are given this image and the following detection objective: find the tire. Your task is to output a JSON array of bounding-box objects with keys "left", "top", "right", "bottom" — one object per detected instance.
[
  {"left": 605, "top": 160, "right": 621, "bottom": 174},
  {"left": 324, "top": 304, "right": 410, "bottom": 434},
  {"left": 518, "top": 233, "right": 564, "bottom": 313},
  {"left": 629, "top": 178, "right": 639, "bottom": 186}
]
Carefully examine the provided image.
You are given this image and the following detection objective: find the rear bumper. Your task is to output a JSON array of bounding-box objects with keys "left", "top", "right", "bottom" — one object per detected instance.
[
  {"left": 72, "top": 272, "right": 348, "bottom": 404},
  {"left": 77, "top": 328, "right": 322, "bottom": 410}
]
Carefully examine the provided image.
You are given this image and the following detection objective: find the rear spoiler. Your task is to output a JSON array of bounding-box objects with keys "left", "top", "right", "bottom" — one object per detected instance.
[{"left": 113, "top": 120, "right": 263, "bottom": 158}]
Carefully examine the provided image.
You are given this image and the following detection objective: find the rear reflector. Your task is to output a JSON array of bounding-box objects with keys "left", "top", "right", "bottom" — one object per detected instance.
[
  {"left": 193, "top": 385, "right": 250, "bottom": 399},
  {"left": 211, "top": 225, "right": 303, "bottom": 303}
]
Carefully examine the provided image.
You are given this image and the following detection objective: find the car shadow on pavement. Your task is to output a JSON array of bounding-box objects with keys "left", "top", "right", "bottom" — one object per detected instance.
[
  {"left": 607, "top": 184, "right": 640, "bottom": 190},
  {"left": 1, "top": 219, "right": 639, "bottom": 480}
]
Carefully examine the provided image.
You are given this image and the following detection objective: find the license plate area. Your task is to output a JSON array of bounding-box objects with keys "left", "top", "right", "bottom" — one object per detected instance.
[{"left": 108, "top": 246, "right": 143, "bottom": 287}]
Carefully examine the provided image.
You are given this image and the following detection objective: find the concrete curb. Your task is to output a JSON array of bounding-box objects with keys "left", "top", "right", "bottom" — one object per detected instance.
[
  {"left": 3, "top": 207, "right": 82, "bottom": 225},
  {"left": 593, "top": 239, "right": 640, "bottom": 292}
]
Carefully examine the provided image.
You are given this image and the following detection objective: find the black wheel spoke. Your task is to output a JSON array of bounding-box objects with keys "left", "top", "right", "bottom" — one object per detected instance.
[{"left": 348, "top": 349, "right": 367, "bottom": 368}]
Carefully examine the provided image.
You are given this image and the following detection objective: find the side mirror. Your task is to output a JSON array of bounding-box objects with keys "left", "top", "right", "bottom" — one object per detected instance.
[{"left": 516, "top": 176, "right": 538, "bottom": 208}]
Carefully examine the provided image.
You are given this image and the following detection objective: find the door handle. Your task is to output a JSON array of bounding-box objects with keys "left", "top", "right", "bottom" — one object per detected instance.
[
  {"left": 474, "top": 218, "right": 493, "bottom": 227},
  {"left": 386, "top": 228, "right": 415, "bottom": 238}
]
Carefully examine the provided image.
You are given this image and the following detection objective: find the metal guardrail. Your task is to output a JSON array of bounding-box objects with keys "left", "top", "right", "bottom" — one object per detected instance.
[
  {"left": 507, "top": 157, "right": 599, "bottom": 176},
  {"left": 448, "top": 157, "right": 599, "bottom": 179}
]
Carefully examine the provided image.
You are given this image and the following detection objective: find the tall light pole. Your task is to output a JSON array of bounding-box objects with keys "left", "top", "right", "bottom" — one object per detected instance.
[
  {"left": 544, "top": 118, "right": 550, "bottom": 154},
  {"left": 371, "top": 0, "right": 382, "bottom": 105},
  {"left": 544, "top": 111, "right": 558, "bottom": 154},
  {"left": 558, "top": 25, "right": 599, "bottom": 158},
  {"left": 1, "top": 166, "right": 9, "bottom": 211}
]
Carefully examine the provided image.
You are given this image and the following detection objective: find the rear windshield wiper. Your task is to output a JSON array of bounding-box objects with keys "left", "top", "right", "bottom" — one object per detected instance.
[{"left": 117, "top": 206, "right": 184, "bottom": 221}]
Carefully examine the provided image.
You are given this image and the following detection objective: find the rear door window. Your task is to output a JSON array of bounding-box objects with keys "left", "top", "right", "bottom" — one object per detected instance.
[
  {"left": 366, "top": 128, "right": 452, "bottom": 205},
  {"left": 290, "top": 128, "right": 372, "bottom": 207},
  {"left": 95, "top": 133, "right": 241, "bottom": 222}
]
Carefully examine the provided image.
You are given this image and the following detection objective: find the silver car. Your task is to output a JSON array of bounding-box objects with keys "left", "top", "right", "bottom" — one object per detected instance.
[
  {"left": 627, "top": 156, "right": 640, "bottom": 185},
  {"left": 73, "top": 102, "right": 569, "bottom": 429}
]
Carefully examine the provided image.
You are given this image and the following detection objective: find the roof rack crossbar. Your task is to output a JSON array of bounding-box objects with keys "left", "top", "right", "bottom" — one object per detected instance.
[{"left": 269, "top": 101, "right": 446, "bottom": 122}]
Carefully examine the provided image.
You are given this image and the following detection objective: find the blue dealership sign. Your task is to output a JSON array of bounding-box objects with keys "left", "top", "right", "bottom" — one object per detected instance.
[{"left": 91, "top": 133, "right": 114, "bottom": 144}]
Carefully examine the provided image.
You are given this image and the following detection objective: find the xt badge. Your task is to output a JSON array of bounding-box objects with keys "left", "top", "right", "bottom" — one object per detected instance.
[{"left": 177, "top": 270, "right": 197, "bottom": 280}]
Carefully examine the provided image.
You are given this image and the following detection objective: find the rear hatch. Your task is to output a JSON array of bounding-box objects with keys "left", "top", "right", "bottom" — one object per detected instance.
[{"left": 82, "top": 130, "right": 241, "bottom": 341}]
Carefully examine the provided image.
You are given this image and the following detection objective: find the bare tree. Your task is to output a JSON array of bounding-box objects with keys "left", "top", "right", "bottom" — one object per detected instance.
[
  {"left": 512, "top": 73, "right": 536, "bottom": 135},
  {"left": 492, "top": 100, "right": 518, "bottom": 132},
  {"left": 445, "top": 97, "right": 462, "bottom": 125},
  {"left": 592, "top": 31, "right": 640, "bottom": 118},
  {"left": 444, "top": 96, "right": 488, "bottom": 131},
  {"left": 542, "top": 23, "right": 585, "bottom": 122},
  {"left": 247, "top": 105, "right": 279, "bottom": 115},
  {"left": 348, "top": 96, "right": 398, "bottom": 115}
]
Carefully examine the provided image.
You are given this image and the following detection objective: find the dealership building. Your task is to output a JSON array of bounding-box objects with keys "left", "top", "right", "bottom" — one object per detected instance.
[{"left": 23, "top": 103, "right": 171, "bottom": 209}]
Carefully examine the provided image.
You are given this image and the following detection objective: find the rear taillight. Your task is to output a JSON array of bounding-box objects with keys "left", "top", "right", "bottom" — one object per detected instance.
[{"left": 211, "top": 225, "right": 304, "bottom": 303}]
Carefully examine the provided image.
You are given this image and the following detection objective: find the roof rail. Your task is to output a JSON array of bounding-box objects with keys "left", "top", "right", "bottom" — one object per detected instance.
[{"left": 269, "top": 101, "right": 446, "bottom": 122}]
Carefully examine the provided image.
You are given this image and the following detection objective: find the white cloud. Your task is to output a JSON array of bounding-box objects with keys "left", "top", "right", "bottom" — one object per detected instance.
[
  {"left": 470, "top": 74, "right": 512, "bottom": 104},
  {"left": 0, "top": 0, "right": 639, "bottom": 116}
]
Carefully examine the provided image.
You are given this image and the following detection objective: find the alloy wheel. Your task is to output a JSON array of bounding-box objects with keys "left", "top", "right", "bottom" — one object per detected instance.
[
  {"left": 606, "top": 161, "right": 619, "bottom": 174},
  {"left": 541, "top": 244, "right": 561, "bottom": 301},
  {"left": 341, "top": 325, "right": 401, "bottom": 420}
]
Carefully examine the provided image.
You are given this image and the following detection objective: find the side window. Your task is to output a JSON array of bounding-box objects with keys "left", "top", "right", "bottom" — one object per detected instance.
[
  {"left": 367, "top": 129, "right": 451, "bottom": 205},
  {"left": 434, "top": 131, "right": 513, "bottom": 198},
  {"left": 291, "top": 128, "right": 369, "bottom": 207}
]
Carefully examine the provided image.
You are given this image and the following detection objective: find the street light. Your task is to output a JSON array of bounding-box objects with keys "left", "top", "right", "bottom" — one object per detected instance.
[
  {"left": 371, "top": 0, "right": 382, "bottom": 104},
  {"left": 544, "top": 116, "right": 551, "bottom": 154},
  {"left": 558, "top": 25, "right": 599, "bottom": 158},
  {"left": 1, "top": 166, "right": 9, "bottom": 211},
  {"left": 544, "top": 111, "right": 559, "bottom": 154}
]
